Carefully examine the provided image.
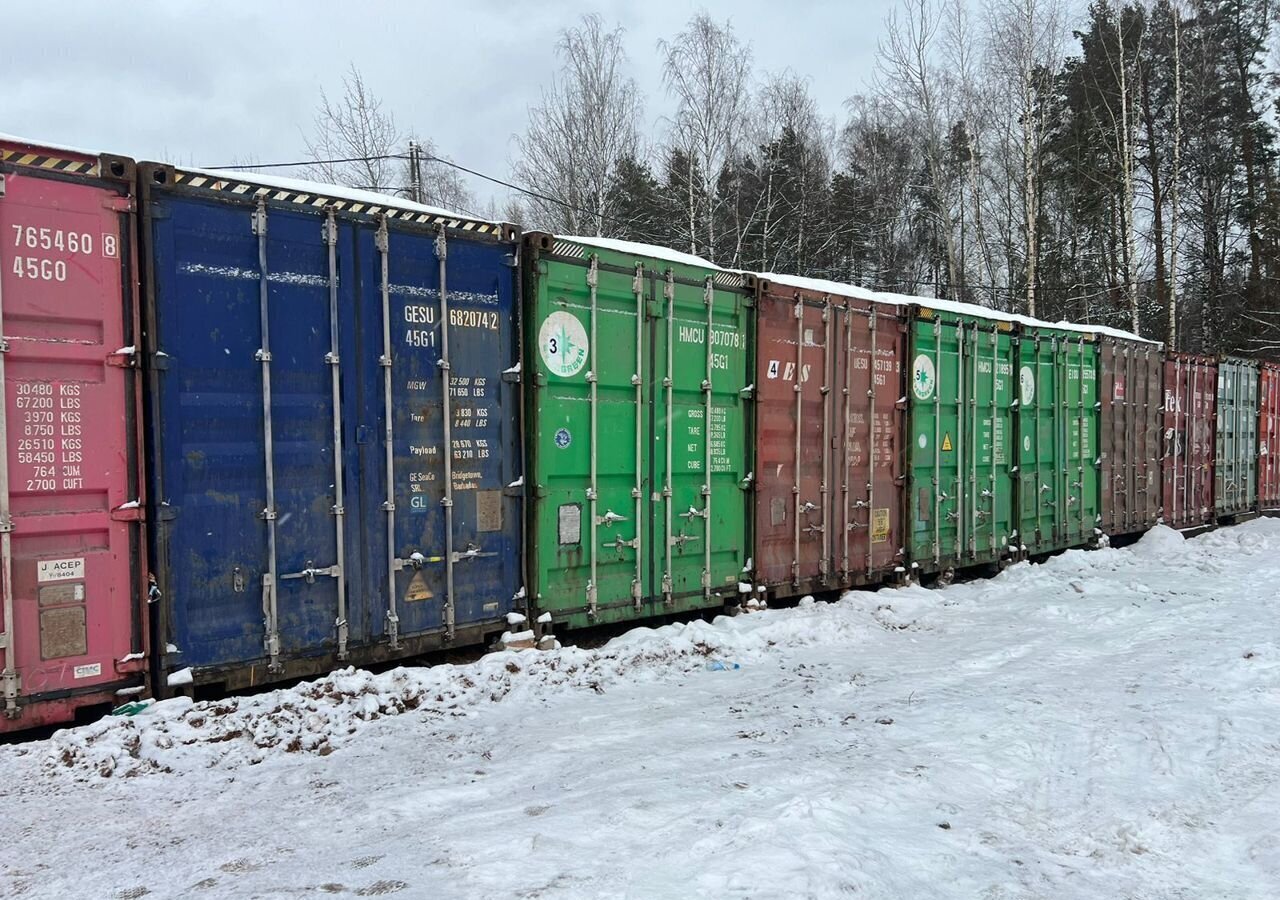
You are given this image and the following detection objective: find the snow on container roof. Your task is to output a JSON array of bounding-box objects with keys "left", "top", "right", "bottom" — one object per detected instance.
[
  {"left": 561, "top": 235, "right": 727, "bottom": 272},
  {"left": 763, "top": 272, "right": 1156, "bottom": 345},
  {"left": 0, "top": 131, "right": 103, "bottom": 159},
  {"left": 181, "top": 166, "right": 483, "bottom": 224},
  {"left": 757, "top": 271, "right": 884, "bottom": 304}
]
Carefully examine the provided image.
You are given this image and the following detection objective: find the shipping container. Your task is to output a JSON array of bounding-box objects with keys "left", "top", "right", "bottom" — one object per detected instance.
[
  {"left": 1259, "top": 362, "right": 1280, "bottom": 510},
  {"left": 1098, "top": 336, "right": 1163, "bottom": 537},
  {"left": 906, "top": 305, "right": 1017, "bottom": 577},
  {"left": 139, "top": 165, "right": 523, "bottom": 692},
  {"left": 0, "top": 138, "right": 148, "bottom": 731},
  {"left": 1215, "top": 356, "right": 1259, "bottom": 520},
  {"left": 751, "top": 275, "right": 906, "bottom": 599},
  {"left": 1015, "top": 325, "right": 1100, "bottom": 555},
  {"left": 1161, "top": 353, "right": 1216, "bottom": 530},
  {"left": 522, "top": 235, "right": 752, "bottom": 629}
]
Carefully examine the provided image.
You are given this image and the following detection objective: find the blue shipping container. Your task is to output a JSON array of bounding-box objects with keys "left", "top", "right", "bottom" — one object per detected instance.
[{"left": 139, "top": 166, "right": 523, "bottom": 690}]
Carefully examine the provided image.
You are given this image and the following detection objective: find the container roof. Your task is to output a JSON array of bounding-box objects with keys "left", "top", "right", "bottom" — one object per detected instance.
[
  {"left": 561, "top": 235, "right": 727, "bottom": 272},
  {"left": 182, "top": 166, "right": 483, "bottom": 224},
  {"left": 761, "top": 271, "right": 1157, "bottom": 344}
]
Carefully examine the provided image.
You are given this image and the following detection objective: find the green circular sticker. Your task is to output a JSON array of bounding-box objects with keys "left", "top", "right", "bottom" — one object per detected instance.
[
  {"left": 539, "top": 311, "right": 589, "bottom": 378},
  {"left": 911, "top": 354, "right": 935, "bottom": 400}
]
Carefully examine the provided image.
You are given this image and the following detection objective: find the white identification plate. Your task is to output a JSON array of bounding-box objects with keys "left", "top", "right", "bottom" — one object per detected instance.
[
  {"left": 38, "top": 557, "right": 85, "bottom": 583},
  {"left": 73, "top": 663, "right": 102, "bottom": 679}
]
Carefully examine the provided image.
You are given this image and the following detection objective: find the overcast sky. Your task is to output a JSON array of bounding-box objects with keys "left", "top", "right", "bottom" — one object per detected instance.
[{"left": 4, "top": 1, "right": 897, "bottom": 208}]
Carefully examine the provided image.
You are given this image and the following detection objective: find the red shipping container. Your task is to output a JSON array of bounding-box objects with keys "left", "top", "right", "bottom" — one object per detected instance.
[
  {"left": 1098, "top": 336, "right": 1163, "bottom": 536},
  {"left": 1162, "top": 353, "right": 1216, "bottom": 529},
  {"left": 752, "top": 276, "right": 906, "bottom": 599},
  {"left": 0, "top": 138, "right": 147, "bottom": 731},
  {"left": 1259, "top": 362, "right": 1280, "bottom": 509}
]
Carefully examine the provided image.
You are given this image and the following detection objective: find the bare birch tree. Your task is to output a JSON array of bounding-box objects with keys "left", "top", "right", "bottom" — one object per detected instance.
[
  {"left": 984, "top": 0, "right": 1067, "bottom": 318},
  {"left": 660, "top": 14, "right": 753, "bottom": 258},
  {"left": 876, "top": 0, "right": 962, "bottom": 298},
  {"left": 514, "top": 14, "right": 642, "bottom": 236},
  {"left": 304, "top": 64, "right": 403, "bottom": 192},
  {"left": 304, "top": 64, "right": 476, "bottom": 212}
]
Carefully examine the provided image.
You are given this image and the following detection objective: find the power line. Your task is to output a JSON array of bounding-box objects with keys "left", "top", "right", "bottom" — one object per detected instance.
[
  {"left": 203, "top": 153, "right": 408, "bottom": 171},
  {"left": 202, "top": 149, "right": 639, "bottom": 229}
]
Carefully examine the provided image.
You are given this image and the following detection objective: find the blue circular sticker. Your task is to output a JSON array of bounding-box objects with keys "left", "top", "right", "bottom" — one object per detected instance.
[{"left": 554, "top": 428, "right": 572, "bottom": 449}]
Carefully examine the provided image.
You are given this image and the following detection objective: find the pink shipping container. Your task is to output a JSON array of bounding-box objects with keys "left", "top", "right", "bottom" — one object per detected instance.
[
  {"left": 1258, "top": 362, "right": 1280, "bottom": 510},
  {"left": 0, "top": 138, "right": 147, "bottom": 732}
]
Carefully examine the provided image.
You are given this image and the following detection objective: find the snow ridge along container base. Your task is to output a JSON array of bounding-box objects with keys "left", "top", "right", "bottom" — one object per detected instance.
[
  {"left": 906, "top": 306, "right": 1016, "bottom": 577},
  {"left": 1161, "top": 353, "right": 1217, "bottom": 530},
  {"left": 523, "top": 235, "right": 752, "bottom": 630},
  {"left": 752, "top": 277, "right": 906, "bottom": 599},
  {"left": 140, "top": 165, "right": 523, "bottom": 693},
  {"left": 0, "top": 139, "right": 147, "bottom": 732},
  {"left": 1098, "top": 337, "right": 1162, "bottom": 537}
]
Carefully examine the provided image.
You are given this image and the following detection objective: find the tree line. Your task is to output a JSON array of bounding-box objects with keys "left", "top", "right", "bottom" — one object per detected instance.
[
  {"left": 509, "top": 2, "right": 1280, "bottom": 354},
  {"left": 303, "top": 3, "right": 1280, "bottom": 354}
]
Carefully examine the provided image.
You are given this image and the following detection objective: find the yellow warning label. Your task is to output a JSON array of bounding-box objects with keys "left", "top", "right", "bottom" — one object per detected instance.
[
  {"left": 405, "top": 571, "right": 433, "bottom": 602},
  {"left": 872, "top": 508, "right": 890, "bottom": 543},
  {"left": 942, "top": 432, "right": 954, "bottom": 452}
]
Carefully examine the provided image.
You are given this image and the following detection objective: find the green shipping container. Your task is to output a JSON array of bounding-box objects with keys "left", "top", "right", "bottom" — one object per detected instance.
[
  {"left": 1215, "top": 356, "right": 1259, "bottom": 518},
  {"left": 1014, "top": 327, "right": 1100, "bottom": 554},
  {"left": 522, "top": 235, "right": 753, "bottom": 629},
  {"left": 906, "top": 306, "right": 1017, "bottom": 576}
]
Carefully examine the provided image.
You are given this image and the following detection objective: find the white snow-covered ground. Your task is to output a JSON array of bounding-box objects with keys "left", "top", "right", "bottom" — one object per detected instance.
[{"left": 4, "top": 522, "right": 1280, "bottom": 899}]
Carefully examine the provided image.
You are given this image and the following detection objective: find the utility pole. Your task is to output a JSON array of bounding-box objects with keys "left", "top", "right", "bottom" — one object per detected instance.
[{"left": 408, "top": 140, "right": 423, "bottom": 204}]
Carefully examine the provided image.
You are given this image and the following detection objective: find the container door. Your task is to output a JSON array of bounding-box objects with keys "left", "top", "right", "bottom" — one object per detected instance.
[
  {"left": 1261, "top": 366, "right": 1280, "bottom": 509},
  {"left": 1215, "top": 359, "right": 1258, "bottom": 517},
  {"left": 965, "top": 322, "right": 1014, "bottom": 561},
  {"left": 1016, "top": 331, "right": 1059, "bottom": 551},
  {"left": 1162, "top": 356, "right": 1215, "bottom": 528},
  {"left": 1113, "top": 342, "right": 1164, "bottom": 533},
  {"left": 359, "top": 224, "right": 520, "bottom": 646},
  {"left": 526, "top": 250, "right": 648, "bottom": 627},
  {"left": 0, "top": 163, "right": 143, "bottom": 719},
  {"left": 1063, "top": 336, "right": 1099, "bottom": 548},
  {"left": 654, "top": 271, "right": 751, "bottom": 607},
  {"left": 754, "top": 291, "right": 830, "bottom": 595},
  {"left": 832, "top": 303, "right": 906, "bottom": 583},
  {"left": 147, "top": 197, "right": 354, "bottom": 677},
  {"left": 908, "top": 315, "right": 963, "bottom": 569}
]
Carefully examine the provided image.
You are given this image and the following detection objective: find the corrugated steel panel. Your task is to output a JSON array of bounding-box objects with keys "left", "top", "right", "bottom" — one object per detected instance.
[
  {"left": 140, "top": 164, "right": 522, "bottom": 691},
  {"left": 1098, "top": 338, "right": 1162, "bottom": 536},
  {"left": 1015, "top": 326, "right": 1100, "bottom": 554},
  {"left": 1258, "top": 363, "right": 1280, "bottom": 509},
  {"left": 523, "top": 234, "right": 753, "bottom": 629},
  {"left": 1215, "top": 356, "right": 1259, "bottom": 518},
  {"left": 754, "top": 279, "right": 906, "bottom": 599},
  {"left": 1162, "top": 353, "right": 1216, "bottom": 529},
  {"left": 906, "top": 306, "right": 1016, "bottom": 575},
  {"left": 0, "top": 140, "right": 147, "bottom": 731}
]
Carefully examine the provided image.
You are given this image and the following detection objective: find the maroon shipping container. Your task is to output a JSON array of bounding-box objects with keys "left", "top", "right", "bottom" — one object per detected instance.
[
  {"left": 1162, "top": 353, "right": 1217, "bottom": 530},
  {"left": 0, "top": 138, "right": 147, "bottom": 731},
  {"left": 1098, "top": 336, "right": 1163, "bottom": 537},
  {"left": 752, "top": 276, "right": 906, "bottom": 599},
  {"left": 1259, "top": 363, "right": 1280, "bottom": 509}
]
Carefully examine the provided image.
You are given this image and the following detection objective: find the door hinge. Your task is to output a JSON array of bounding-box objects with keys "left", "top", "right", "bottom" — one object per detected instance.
[{"left": 111, "top": 502, "right": 145, "bottom": 522}]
